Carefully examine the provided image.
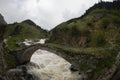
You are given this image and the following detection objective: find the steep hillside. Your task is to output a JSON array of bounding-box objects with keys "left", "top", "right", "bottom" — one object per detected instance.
[
  {"left": 0, "top": 14, "right": 7, "bottom": 42},
  {"left": 48, "top": 1, "right": 120, "bottom": 48},
  {"left": 0, "top": 14, "right": 7, "bottom": 80},
  {"left": 46, "top": 1, "right": 120, "bottom": 80},
  {"left": 0, "top": 14, "right": 6, "bottom": 24},
  {"left": 4, "top": 20, "right": 48, "bottom": 50}
]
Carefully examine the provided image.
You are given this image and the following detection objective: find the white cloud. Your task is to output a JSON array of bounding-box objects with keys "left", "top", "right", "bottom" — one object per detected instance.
[{"left": 0, "top": 0, "right": 113, "bottom": 30}]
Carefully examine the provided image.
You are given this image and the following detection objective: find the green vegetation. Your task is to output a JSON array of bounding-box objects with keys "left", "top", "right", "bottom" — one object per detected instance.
[
  {"left": 47, "top": 2, "right": 120, "bottom": 79},
  {"left": 48, "top": 9, "right": 120, "bottom": 48},
  {"left": 45, "top": 43, "right": 120, "bottom": 79},
  {"left": 0, "top": 1, "right": 120, "bottom": 79},
  {"left": 4, "top": 21, "right": 48, "bottom": 50},
  {"left": 0, "top": 24, "right": 6, "bottom": 41},
  {"left": 45, "top": 43, "right": 113, "bottom": 56},
  {"left": 91, "top": 31, "right": 106, "bottom": 47},
  {"left": 88, "top": 44, "right": 120, "bottom": 78},
  {"left": 4, "top": 48, "right": 17, "bottom": 69}
]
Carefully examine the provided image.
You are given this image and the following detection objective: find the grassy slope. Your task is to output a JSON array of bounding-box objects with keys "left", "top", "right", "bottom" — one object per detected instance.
[
  {"left": 0, "top": 20, "right": 49, "bottom": 69},
  {"left": 4, "top": 21, "right": 48, "bottom": 51},
  {"left": 48, "top": 2, "right": 120, "bottom": 48},
  {"left": 46, "top": 2, "right": 120, "bottom": 79},
  {"left": 48, "top": 9, "right": 120, "bottom": 47}
]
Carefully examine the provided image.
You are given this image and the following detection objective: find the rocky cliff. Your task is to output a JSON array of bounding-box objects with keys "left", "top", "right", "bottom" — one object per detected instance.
[
  {"left": 0, "top": 14, "right": 6, "bottom": 24},
  {"left": 0, "top": 13, "right": 7, "bottom": 79},
  {"left": 0, "top": 42, "right": 6, "bottom": 80}
]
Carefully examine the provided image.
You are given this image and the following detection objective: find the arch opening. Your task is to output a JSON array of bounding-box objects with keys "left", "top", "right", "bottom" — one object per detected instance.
[{"left": 26, "top": 49, "right": 81, "bottom": 80}]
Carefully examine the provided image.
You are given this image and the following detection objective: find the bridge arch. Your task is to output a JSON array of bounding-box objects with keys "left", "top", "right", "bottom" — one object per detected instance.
[{"left": 16, "top": 44, "right": 71, "bottom": 65}]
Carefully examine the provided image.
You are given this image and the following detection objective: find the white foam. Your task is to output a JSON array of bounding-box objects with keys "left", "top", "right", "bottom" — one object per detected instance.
[
  {"left": 23, "top": 39, "right": 46, "bottom": 46},
  {"left": 28, "top": 49, "right": 81, "bottom": 80}
]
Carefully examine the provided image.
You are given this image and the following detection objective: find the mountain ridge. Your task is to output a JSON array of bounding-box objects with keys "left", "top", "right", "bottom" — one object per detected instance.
[
  {"left": 22, "top": 19, "right": 37, "bottom": 26},
  {"left": 48, "top": 1, "right": 120, "bottom": 48},
  {"left": 0, "top": 14, "right": 48, "bottom": 50},
  {"left": 45, "top": 1, "right": 120, "bottom": 80}
]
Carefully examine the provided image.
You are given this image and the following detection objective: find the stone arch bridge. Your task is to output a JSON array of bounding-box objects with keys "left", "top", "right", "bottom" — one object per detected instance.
[
  {"left": 15, "top": 44, "right": 103, "bottom": 72},
  {"left": 15, "top": 44, "right": 76, "bottom": 66},
  {"left": 11, "top": 44, "right": 120, "bottom": 80}
]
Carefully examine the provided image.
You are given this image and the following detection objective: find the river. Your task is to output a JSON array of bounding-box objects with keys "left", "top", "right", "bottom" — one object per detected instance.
[
  {"left": 6, "top": 39, "right": 81, "bottom": 80},
  {"left": 27, "top": 49, "right": 81, "bottom": 80}
]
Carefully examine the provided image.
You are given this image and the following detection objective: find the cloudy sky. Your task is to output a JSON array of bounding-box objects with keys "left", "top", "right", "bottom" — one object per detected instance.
[{"left": 0, "top": 0, "right": 113, "bottom": 30}]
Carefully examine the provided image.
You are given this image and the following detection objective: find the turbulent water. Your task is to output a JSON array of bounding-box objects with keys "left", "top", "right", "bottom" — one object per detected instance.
[
  {"left": 5, "top": 39, "right": 81, "bottom": 80},
  {"left": 28, "top": 49, "right": 81, "bottom": 80}
]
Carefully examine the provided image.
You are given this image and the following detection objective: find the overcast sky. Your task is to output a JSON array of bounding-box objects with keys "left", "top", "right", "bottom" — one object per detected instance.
[{"left": 0, "top": 0, "right": 113, "bottom": 30}]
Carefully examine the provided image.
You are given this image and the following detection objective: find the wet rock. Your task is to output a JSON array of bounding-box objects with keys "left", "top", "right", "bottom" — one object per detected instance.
[
  {"left": 70, "top": 65, "right": 78, "bottom": 72},
  {"left": 4, "top": 62, "right": 40, "bottom": 80}
]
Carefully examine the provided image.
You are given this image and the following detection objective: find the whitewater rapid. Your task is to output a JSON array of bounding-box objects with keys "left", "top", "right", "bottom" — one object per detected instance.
[{"left": 27, "top": 49, "right": 81, "bottom": 80}]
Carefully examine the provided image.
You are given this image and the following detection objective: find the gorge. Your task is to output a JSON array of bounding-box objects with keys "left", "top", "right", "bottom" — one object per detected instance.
[{"left": 0, "top": 1, "right": 120, "bottom": 80}]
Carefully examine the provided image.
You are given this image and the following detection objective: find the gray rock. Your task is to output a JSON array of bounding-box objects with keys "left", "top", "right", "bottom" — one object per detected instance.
[{"left": 0, "top": 14, "right": 7, "bottom": 24}]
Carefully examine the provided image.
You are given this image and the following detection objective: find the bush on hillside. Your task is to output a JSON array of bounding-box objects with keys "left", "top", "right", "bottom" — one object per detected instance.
[{"left": 91, "top": 31, "right": 106, "bottom": 47}]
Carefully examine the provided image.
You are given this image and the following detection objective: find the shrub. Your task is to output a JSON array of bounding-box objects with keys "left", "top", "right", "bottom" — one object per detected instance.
[
  {"left": 99, "top": 18, "right": 110, "bottom": 29},
  {"left": 4, "top": 48, "right": 17, "bottom": 69},
  {"left": 91, "top": 31, "right": 106, "bottom": 47}
]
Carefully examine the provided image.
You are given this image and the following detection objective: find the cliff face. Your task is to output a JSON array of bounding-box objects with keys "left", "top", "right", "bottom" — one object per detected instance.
[
  {"left": 0, "top": 13, "right": 7, "bottom": 79},
  {"left": 0, "top": 42, "right": 7, "bottom": 80},
  {"left": 0, "top": 14, "right": 7, "bottom": 41},
  {"left": 110, "top": 52, "right": 120, "bottom": 80},
  {"left": 0, "top": 14, "right": 6, "bottom": 24}
]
